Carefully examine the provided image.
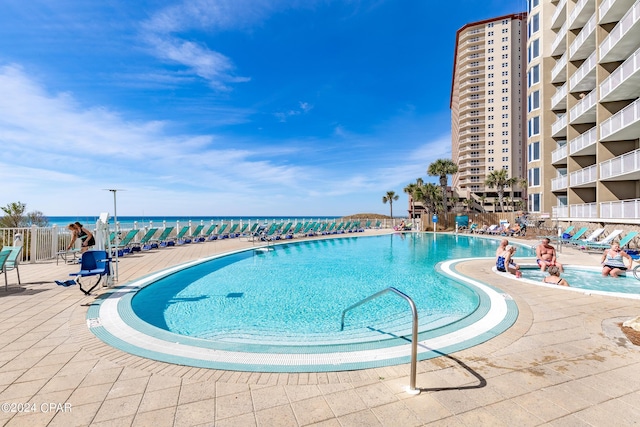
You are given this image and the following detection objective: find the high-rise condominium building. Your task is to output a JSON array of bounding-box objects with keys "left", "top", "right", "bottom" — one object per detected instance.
[
  {"left": 451, "top": 13, "right": 528, "bottom": 213},
  {"left": 527, "top": 0, "right": 640, "bottom": 224}
]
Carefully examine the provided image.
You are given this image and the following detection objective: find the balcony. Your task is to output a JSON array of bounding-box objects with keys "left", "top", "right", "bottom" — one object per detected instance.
[
  {"left": 600, "top": 198, "right": 640, "bottom": 219},
  {"left": 551, "top": 0, "right": 567, "bottom": 30},
  {"left": 600, "top": 0, "right": 637, "bottom": 25},
  {"left": 551, "top": 174, "right": 568, "bottom": 191},
  {"left": 569, "top": 13, "right": 596, "bottom": 61},
  {"left": 600, "top": 46, "right": 640, "bottom": 102},
  {"left": 551, "top": 113, "right": 567, "bottom": 137},
  {"left": 551, "top": 83, "right": 567, "bottom": 110},
  {"left": 569, "top": 89, "right": 597, "bottom": 124},
  {"left": 570, "top": 164, "right": 597, "bottom": 187},
  {"left": 600, "top": 97, "right": 640, "bottom": 141},
  {"left": 551, "top": 144, "right": 568, "bottom": 164},
  {"left": 569, "top": 127, "right": 597, "bottom": 156},
  {"left": 570, "top": 49, "right": 597, "bottom": 91},
  {"left": 551, "top": 52, "right": 567, "bottom": 84},
  {"left": 569, "top": 0, "right": 596, "bottom": 30},
  {"left": 600, "top": 0, "right": 640, "bottom": 63},
  {"left": 552, "top": 205, "right": 569, "bottom": 218},
  {"left": 600, "top": 147, "right": 640, "bottom": 180},
  {"left": 551, "top": 21, "right": 568, "bottom": 56},
  {"left": 570, "top": 202, "right": 598, "bottom": 218}
]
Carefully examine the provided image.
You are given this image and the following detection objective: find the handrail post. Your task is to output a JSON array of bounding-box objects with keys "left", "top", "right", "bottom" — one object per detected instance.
[{"left": 341, "top": 287, "right": 421, "bottom": 394}]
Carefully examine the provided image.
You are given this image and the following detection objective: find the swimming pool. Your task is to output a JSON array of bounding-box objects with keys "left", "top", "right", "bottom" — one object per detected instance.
[
  {"left": 519, "top": 265, "right": 640, "bottom": 299},
  {"left": 88, "top": 233, "right": 519, "bottom": 372}
]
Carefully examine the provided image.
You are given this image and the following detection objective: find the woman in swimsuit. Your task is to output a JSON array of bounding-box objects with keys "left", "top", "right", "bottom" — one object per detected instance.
[
  {"left": 496, "top": 245, "right": 521, "bottom": 277},
  {"left": 542, "top": 265, "right": 569, "bottom": 287},
  {"left": 601, "top": 242, "right": 632, "bottom": 278},
  {"left": 67, "top": 222, "right": 95, "bottom": 253}
]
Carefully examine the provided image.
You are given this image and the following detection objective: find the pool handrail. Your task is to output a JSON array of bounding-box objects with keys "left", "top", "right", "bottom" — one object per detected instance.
[{"left": 340, "top": 287, "right": 420, "bottom": 394}]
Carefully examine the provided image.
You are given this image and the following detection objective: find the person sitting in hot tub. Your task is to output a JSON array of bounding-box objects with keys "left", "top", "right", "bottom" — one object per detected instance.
[{"left": 601, "top": 242, "right": 632, "bottom": 278}]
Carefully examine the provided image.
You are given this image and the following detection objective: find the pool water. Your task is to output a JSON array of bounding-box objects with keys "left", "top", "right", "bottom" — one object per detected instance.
[
  {"left": 131, "top": 234, "right": 508, "bottom": 345},
  {"left": 522, "top": 266, "right": 640, "bottom": 295}
]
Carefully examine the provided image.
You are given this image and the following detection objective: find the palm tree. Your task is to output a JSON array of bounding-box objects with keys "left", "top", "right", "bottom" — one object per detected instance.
[
  {"left": 484, "top": 169, "right": 518, "bottom": 212},
  {"left": 419, "top": 183, "right": 441, "bottom": 218},
  {"left": 427, "top": 159, "right": 458, "bottom": 228},
  {"left": 403, "top": 183, "right": 418, "bottom": 219},
  {"left": 463, "top": 198, "right": 472, "bottom": 213},
  {"left": 382, "top": 191, "right": 399, "bottom": 218}
]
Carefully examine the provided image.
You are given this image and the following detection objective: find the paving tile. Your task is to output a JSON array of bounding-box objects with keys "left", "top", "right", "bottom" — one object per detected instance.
[
  {"left": 173, "top": 398, "right": 216, "bottom": 425},
  {"left": 353, "top": 382, "right": 397, "bottom": 408},
  {"left": 337, "top": 409, "right": 382, "bottom": 427},
  {"left": 251, "top": 385, "right": 290, "bottom": 411},
  {"left": 290, "top": 395, "right": 334, "bottom": 425},
  {"left": 137, "top": 386, "right": 180, "bottom": 413},
  {"left": 216, "top": 391, "right": 254, "bottom": 420},
  {"left": 92, "top": 394, "right": 143, "bottom": 423},
  {"left": 371, "top": 400, "right": 422, "bottom": 427},
  {"left": 132, "top": 406, "right": 176, "bottom": 427},
  {"left": 255, "top": 403, "right": 298, "bottom": 427},
  {"left": 323, "top": 388, "right": 367, "bottom": 417}
]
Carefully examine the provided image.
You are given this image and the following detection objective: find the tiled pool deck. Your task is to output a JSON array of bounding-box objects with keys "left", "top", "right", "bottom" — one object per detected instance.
[{"left": 1, "top": 231, "right": 639, "bottom": 426}]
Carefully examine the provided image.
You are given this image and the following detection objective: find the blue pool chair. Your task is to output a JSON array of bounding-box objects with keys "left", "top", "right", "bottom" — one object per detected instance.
[{"left": 70, "top": 250, "right": 111, "bottom": 296}]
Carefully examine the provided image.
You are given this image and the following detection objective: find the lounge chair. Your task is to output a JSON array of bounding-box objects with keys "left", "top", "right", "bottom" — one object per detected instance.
[
  {"left": 239, "top": 223, "right": 259, "bottom": 240},
  {"left": 69, "top": 250, "right": 111, "bottom": 296},
  {"left": 210, "top": 224, "right": 227, "bottom": 240},
  {"left": 569, "top": 228, "right": 605, "bottom": 246},
  {"left": 135, "top": 228, "right": 159, "bottom": 251},
  {"left": 559, "top": 226, "right": 588, "bottom": 244},
  {"left": 153, "top": 227, "right": 175, "bottom": 247},
  {"left": 1, "top": 246, "right": 22, "bottom": 290},
  {"left": 188, "top": 225, "right": 205, "bottom": 242},
  {"left": 114, "top": 229, "right": 140, "bottom": 255},
  {"left": 175, "top": 226, "right": 190, "bottom": 244},
  {"left": 582, "top": 229, "right": 625, "bottom": 252},
  {"left": 467, "top": 223, "right": 478, "bottom": 233},
  {"left": 0, "top": 248, "right": 13, "bottom": 291},
  {"left": 223, "top": 223, "right": 240, "bottom": 239},
  {"left": 201, "top": 224, "right": 218, "bottom": 241}
]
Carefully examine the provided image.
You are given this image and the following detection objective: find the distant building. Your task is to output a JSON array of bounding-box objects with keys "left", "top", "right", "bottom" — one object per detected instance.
[
  {"left": 527, "top": 0, "right": 640, "bottom": 224},
  {"left": 450, "top": 13, "right": 528, "bottom": 213}
]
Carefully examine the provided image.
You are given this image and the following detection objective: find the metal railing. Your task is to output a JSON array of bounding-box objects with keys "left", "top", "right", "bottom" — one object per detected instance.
[{"left": 340, "top": 287, "right": 420, "bottom": 394}]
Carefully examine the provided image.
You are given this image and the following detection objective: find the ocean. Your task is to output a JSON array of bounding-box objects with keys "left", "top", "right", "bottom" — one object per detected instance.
[{"left": 48, "top": 216, "right": 341, "bottom": 230}]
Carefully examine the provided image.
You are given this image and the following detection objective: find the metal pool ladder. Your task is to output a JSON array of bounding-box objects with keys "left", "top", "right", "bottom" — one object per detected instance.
[{"left": 340, "top": 287, "right": 420, "bottom": 395}]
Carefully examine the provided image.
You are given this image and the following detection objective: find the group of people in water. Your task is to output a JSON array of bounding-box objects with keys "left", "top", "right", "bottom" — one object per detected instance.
[{"left": 495, "top": 234, "right": 635, "bottom": 285}]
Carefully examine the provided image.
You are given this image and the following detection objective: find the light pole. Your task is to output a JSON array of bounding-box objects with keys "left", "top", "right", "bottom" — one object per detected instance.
[{"left": 105, "top": 189, "right": 124, "bottom": 282}]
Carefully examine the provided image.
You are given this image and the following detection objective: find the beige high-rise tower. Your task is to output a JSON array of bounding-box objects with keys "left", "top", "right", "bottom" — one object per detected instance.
[
  {"left": 451, "top": 13, "right": 528, "bottom": 213},
  {"left": 527, "top": 0, "right": 640, "bottom": 225}
]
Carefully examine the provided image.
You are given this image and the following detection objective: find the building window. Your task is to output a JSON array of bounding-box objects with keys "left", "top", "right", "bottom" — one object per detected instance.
[
  {"left": 502, "top": 139, "right": 508, "bottom": 144},
  {"left": 488, "top": 90, "right": 494, "bottom": 95},
  {"left": 528, "top": 39, "right": 540, "bottom": 62},
  {"left": 502, "top": 113, "right": 509, "bottom": 118},
  {"left": 488, "top": 149, "right": 494, "bottom": 154},
  {"left": 502, "top": 130, "right": 509, "bottom": 136},
  {"left": 528, "top": 167, "right": 540, "bottom": 186},
  {"left": 488, "top": 107, "right": 494, "bottom": 112},
  {"left": 528, "top": 116, "right": 540, "bottom": 136},
  {"left": 502, "top": 122, "right": 508, "bottom": 127},
  {"left": 528, "top": 141, "right": 540, "bottom": 161},
  {"left": 502, "top": 147, "right": 509, "bottom": 153},
  {"left": 529, "top": 193, "right": 540, "bottom": 212},
  {"left": 488, "top": 48, "right": 494, "bottom": 53},
  {"left": 528, "top": 0, "right": 539, "bottom": 11},
  {"left": 528, "top": 90, "right": 540, "bottom": 112},
  {"left": 502, "top": 88, "right": 508, "bottom": 93},
  {"left": 527, "top": 65, "right": 540, "bottom": 87},
  {"left": 488, "top": 65, "right": 494, "bottom": 70},
  {"left": 488, "top": 166, "right": 494, "bottom": 171},
  {"left": 528, "top": 13, "right": 540, "bottom": 37},
  {"left": 488, "top": 157, "right": 494, "bottom": 162},
  {"left": 502, "top": 71, "right": 508, "bottom": 76}
]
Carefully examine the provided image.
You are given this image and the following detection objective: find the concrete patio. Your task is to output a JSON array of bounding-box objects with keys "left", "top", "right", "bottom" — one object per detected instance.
[{"left": 1, "top": 232, "right": 639, "bottom": 426}]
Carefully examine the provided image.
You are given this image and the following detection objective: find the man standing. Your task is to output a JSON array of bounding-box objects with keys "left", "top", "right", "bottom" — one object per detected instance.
[{"left": 536, "top": 238, "right": 563, "bottom": 272}]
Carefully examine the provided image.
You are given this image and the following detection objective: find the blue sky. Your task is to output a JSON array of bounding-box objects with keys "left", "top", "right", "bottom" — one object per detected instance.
[{"left": 0, "top": 0, "right": 524, "bottom": 217}]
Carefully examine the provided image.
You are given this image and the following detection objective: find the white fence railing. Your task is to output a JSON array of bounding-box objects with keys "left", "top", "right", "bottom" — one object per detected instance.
[
  {"left": 600, "top": 147, "right": 640, "bottom": 179},
  {"left": 600, "top": 198, "right": 640, "bottom": 219},
  {"left": 570, "top": 202, "right": 598, "bottom": 218}
]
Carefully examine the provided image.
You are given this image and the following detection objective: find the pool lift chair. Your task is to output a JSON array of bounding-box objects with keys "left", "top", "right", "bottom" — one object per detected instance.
[{"left": 70, "top": 250, "right": 111, "bottom": 296}]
